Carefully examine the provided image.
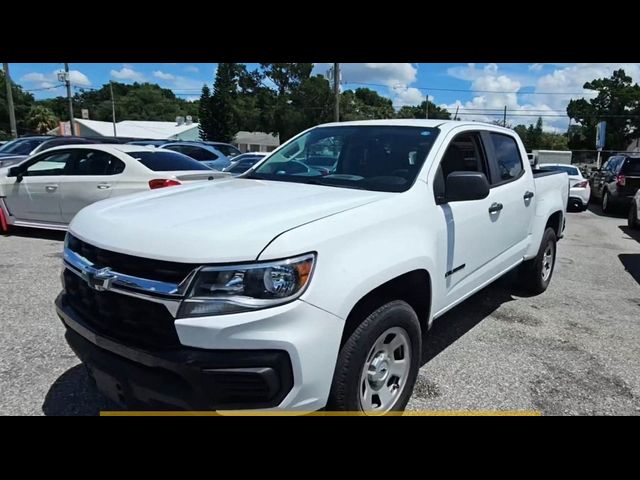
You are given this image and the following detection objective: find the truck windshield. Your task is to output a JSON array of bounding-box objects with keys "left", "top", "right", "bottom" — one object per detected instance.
[{"left": 249, "top": 126, "right": 439, "bottom": 192}]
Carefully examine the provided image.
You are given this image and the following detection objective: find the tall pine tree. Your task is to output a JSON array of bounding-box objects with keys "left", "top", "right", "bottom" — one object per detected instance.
[
  {"left": 207, "top": 63, "right": 240, "bottom": 143},
  {"left": 198, "top": 85, "right": 213, "bottom": 140}
]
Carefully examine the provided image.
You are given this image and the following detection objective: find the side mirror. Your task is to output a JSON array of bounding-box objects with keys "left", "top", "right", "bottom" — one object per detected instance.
[
  {"left": 8, "top": 167, "right": 24, "bottom": 183},
  {"left": 445, "top": 171, "right": 490, "bottom": 203}
]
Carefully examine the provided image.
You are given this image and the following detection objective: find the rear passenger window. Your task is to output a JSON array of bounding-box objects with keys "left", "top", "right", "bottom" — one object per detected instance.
[
  {"left": 488, "top": 133, "right": 524, "bottom": 184},
  {"left": 75, "top": 151, "right": 125, "bottom": 176}
]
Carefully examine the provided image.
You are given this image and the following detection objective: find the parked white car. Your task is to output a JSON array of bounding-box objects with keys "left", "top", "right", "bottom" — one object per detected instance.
[
  {"left": 0, "top": 144, "right": 226, "bottom": 232},
  {"left": 56, "top": 120, "right": 568, "bottom": 414},
  {"left": 629, "top": 190, "right": 640, "bottom": 229},
  {"left": 539, "top": 163, "right": 590, "bottom": 211}
]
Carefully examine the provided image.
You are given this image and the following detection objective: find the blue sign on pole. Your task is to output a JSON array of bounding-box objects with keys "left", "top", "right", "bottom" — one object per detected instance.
[{"left": 596, "top": 121, "right": 606, "bottom": 151}]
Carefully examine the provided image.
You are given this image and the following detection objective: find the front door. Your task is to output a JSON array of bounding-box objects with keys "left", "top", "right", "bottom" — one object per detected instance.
[{"left": 3, "top": 150, "right": 74, "bottom": 224}]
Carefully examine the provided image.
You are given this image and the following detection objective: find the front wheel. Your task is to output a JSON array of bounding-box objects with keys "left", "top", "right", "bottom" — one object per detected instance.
[
  {"left": 519, "top": 227, "right": 557, "bottom": 295},
  {"left": 629, "top": 203, "right": 639, "bottom": 229},
  {"left": 327, "top": 300, "right": 421, "bottom": 414}
]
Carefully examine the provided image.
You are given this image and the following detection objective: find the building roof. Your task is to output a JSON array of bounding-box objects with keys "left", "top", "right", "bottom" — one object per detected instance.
[
  {"left": 234, "top": 131, "right": 280, "bottom": 146},
  {"left": 70, "top": 119, "right": 200, "bottom": 139}
]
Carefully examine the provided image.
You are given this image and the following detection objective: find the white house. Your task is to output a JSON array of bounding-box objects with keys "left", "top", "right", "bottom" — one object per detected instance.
[
  {"left": 51, "top": 117, "right": 201, "bottom": 141},
  {"left": 234, "top": 131, "right": 280, "bottom": 152}
]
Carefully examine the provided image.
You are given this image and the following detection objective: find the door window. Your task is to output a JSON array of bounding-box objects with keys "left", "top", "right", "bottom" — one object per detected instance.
[
  {"left": 434, "top": 131, "right": 489, "bottom": 203},
  {"left": 487, "top": 133, "right": 524, "bottom": 185},
  {"left": 74, "top": 150, "right": 125, "bottom": 175},
  {"left": 24, "top": 151, "right": 74, "bottom": 177}
]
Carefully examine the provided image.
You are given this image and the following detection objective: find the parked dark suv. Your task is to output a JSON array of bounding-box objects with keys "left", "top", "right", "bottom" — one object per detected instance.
[{"left": 590, "top": 155, "right": 640, "bottom": 213}]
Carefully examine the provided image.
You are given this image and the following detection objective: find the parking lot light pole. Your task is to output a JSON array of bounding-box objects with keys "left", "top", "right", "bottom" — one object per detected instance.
[
  {"left": 64, "top": 63, "right": 75, "bottom": 136},
  {"left": 109, "top": 82, "right": 117, "bottom": 137},
  {"left": 3, "top": 63, "right": 18, "bottom": 139},
  {"left": 334, "top": 63, "right": 340, "bottom": 122}
]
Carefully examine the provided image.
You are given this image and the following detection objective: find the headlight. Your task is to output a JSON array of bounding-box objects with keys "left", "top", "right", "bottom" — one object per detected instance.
[{"left": 177, "top": 253, "right": 316, "bottom": 318}]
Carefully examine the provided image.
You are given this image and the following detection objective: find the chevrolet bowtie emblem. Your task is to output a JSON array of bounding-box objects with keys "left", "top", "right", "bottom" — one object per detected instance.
[{"left": 85, "top": 267, "right": 117, "bottom": 292}]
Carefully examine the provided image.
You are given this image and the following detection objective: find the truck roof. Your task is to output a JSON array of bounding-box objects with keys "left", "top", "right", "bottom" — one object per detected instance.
[{"left": 315, "top": 119, "right": 514, "bottom": 134}]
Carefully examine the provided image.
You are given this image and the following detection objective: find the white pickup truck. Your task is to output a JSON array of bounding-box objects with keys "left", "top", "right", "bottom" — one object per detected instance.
[{"left": 55, "top": 120, "right": 569, "bottom": 414}]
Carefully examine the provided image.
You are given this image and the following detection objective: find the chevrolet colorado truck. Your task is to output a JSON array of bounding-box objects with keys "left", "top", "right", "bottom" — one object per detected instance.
[{"left": 55, "top": 120, "right": 569, "bottom": 414}]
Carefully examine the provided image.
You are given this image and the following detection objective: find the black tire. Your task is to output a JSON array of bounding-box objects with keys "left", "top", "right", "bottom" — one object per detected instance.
[
  {"left": 629, "top": 203, "right": 639, "bottom": 229},
  {"left": 519, "top": 227, "right": 557, "bottom": 295},
  {"left": 602, "top": 190, "right": 612, "bottom": 214},
  {"left": 327, "top": 300, "right": 421, "bottom": 414}
]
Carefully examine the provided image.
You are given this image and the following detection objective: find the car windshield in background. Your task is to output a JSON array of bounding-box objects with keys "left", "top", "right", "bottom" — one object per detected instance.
[
  {"left": 213, "top": 145, "right": 240, "bottom": 157},
  {"left": 622, "top": 158, "right": 640, "bottom": 175},
  {"left": 0, "top": 138, "right": 45, "bottom": 155},
  {"left": 250, "top": 126, "right": 439, "bottom": 192},
  {"left": 541, "top": 165, "right": 580, "bottom": 176},
  {"left": 131, "top": 151, "right": 212, "bottom": 171}
]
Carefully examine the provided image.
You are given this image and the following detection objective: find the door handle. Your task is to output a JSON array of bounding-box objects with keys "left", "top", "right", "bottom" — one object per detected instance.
[
  {"left": 489, "top": 203, "right": 504, "bottom": 214},
  {"left": 45, "top": 185, "right": 58, "bottom": 192},
  {"left": 524, "top": 191, "right": 535, "bottom": 200},
  {"left": 97, "top": 184, "right": 111, "bottom": 190}
]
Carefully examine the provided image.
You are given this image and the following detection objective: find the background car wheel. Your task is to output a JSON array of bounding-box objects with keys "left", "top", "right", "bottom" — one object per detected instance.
[
  {"left": 629, "top": 204, "right": 639, "bottom": 229},
  {"left": 602, "top": 190, "right": 612, "bottom": 213},
  {"left": 519, "top": 227, "right": 557, "bottom": 295},
  {"left": 327, "top": 300, "right": 421, "bottom": 414}
]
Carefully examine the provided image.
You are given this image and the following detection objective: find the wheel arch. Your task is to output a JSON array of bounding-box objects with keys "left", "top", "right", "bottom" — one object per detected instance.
[{"left": 339, "top": 269, "right": 432, "bottom": 348}]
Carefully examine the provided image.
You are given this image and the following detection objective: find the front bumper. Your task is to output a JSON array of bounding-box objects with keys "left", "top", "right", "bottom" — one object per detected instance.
[{"left": 56, "top": 293, "right": 344, "bottom": 412}]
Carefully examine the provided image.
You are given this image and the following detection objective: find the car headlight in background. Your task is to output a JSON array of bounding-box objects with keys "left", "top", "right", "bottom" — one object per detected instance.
[{"left": 177, "top": 253, "right": 316, "bottom": 318}]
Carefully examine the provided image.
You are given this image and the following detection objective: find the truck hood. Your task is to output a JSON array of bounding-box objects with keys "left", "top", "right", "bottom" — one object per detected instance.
[{"left": 70, "top": 178, "right": 389, "bottom": 263}]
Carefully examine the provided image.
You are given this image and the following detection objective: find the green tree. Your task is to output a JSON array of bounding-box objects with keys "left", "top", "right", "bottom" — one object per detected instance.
[
  {"left": 527, "top": 117, "right": 543, "bottom": 149},
  {"left": 26, "top": 105, "right": 58, "bottom": 134},
  {"left": 41, "top": 82, "right": 199, "bottom": 124},
  {"left": 205, "top": 63, "right": 240, "bottom": 142},
  {"left": 0, "top": 68, "right": 35, "bottom": 138},
  {"left": 341, "top": 88, "right": 394, "bottom": 121},
  {"left": 258, "top": 63, "right": 316, "bottom": 141},
  {"left": 567, "top": 69, "right": 640, "bottom": 150},
  {"left": 198, "top": 85, "right": 213, "bottom": 140},
  {"left": 396, "top": 100, "right": 451, "bottom": 119}
]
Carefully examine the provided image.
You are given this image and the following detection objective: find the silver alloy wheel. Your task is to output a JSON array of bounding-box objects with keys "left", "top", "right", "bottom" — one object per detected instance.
[
  {"left": 542, "top": 243, "right": 555, "bottom": 282},
  {"left": 603, "top": 192, "right": 609, "bottom": 211},
  {"left": 359, "top": 326, "right": 411, "bottom": 414}
]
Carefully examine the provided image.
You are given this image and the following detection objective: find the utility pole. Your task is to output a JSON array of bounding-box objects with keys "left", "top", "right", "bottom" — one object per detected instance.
[
  {"left": 503, "top": 106, "right": 507, "bottom": 127},
  {"left": 109, "top": 81, "right": 117, "bottom": 137},
  {"left": 425, "top": 92, "right": 429, "bottom": 119},
  {"left": 333, "top": 63, "right": 340, "bottom": 122},
  {"left": 64, "top": 63, "right": 75, "bottom": 135},
  {"left": 3, "top": 63, "right": 18, "bottom": 139}
]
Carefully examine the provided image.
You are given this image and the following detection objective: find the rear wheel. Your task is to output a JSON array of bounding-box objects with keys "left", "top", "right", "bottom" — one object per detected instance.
[
  {"left": 519, "top": 227, "right": 557, "bottom": 295},
  {"left": 629, "top": 203, "right": 639, "bottom": 229},
  {"left": 327, "top": 300, "right": 421, "bottom": 414}
]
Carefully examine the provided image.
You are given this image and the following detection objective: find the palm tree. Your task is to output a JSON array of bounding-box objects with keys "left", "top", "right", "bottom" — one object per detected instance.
[{"left": 26, "top": 106, "right": 58, "bottom": 134}]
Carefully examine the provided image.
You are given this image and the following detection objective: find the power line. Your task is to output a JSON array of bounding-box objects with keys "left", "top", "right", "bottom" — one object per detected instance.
[{"left": 344, "top": 81, "right": 599, "bottom": 96}]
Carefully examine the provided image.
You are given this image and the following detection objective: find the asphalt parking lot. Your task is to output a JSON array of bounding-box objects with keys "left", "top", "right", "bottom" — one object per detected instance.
[{"left": 1, "top": 206, "right": 640, "bottom": 415}]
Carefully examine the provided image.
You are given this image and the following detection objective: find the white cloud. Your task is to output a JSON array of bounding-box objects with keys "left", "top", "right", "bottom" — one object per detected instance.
[
  {"left": 110, "top": 67, "right": 145, "bottom": 81},
  {"left": 21, "top": 69, "right": 91, "bottom": 89},
  {"left": 441, "top": 63, "right": 640, "bottom": 132},
  {"left": 314, "top": 63, "right": 420, "bottom": 107},
  {"left": 21, "top": 72, "right": 48, "bottom": 82},
  {"left": 184, "top": 66, "right": 199, "bottom": 73},
  {"left": 67, "top": 70, "right": 91, "bottom": 87},
  {"left": 153, "top": 70, "right": 176, "bottom": 81}
]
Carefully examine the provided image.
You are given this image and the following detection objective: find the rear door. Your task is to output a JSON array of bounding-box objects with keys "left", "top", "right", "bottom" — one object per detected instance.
[
  {"left": 2, "top": 150, "right": 74, "bottom": 223},
  {"left": 482, "top": 131, "right": 536, "bottom": 263},
  {"left": 59, "top": 149, "right": 126, "bottom": 222}
]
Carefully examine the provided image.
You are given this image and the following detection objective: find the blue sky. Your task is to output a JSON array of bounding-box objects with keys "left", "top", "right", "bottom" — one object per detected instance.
[{"left": 8, "top": 63, "right": 638, "bottom": 133}]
